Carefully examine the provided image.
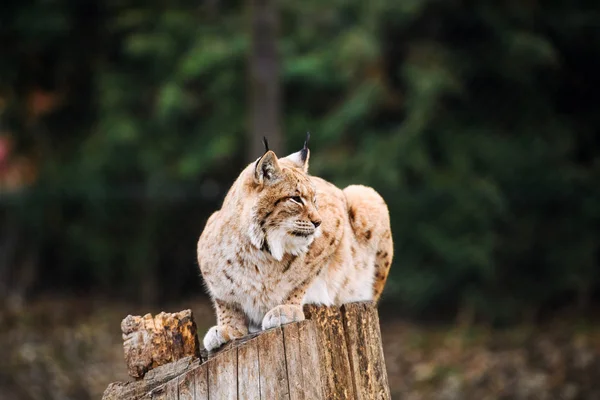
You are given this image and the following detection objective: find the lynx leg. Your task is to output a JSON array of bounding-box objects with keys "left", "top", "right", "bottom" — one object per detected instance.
[
  {"left": 203, "top": 299, "right": 248, "bottom": 351},
  {"left": 261, "top": 278, "right": 312, "bottom": 330}
]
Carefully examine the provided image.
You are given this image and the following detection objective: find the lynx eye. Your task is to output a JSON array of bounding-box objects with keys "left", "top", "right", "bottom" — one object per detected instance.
[{"left": 290, "top": 196, "right": 303, "bottom": 205}]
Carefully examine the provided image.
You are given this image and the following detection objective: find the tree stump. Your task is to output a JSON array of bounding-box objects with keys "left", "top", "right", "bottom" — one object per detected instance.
[
  {"left": 103, "top": 302, "right": 391, "bottom": 400},
  {"left": 121, "top": 310, "right": 200, "bottom": 379}
]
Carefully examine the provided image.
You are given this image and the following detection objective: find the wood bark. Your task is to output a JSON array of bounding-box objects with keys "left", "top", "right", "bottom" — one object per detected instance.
[
  {"left": 103, "top": 356, "right": 200, "bottom": 400},
  {"left": 104, "top": 302, "right": 390, "bottom": 400},
  {"left": 121, "top": 310, "right": 200, "bottom": 379}
]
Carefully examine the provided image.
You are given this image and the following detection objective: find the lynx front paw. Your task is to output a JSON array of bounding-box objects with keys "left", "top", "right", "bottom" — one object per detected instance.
[
  {"left": 261, "top": 305, "right": 305, "bottom": 330},
  {"left": 203, "top": 325, "right": 247, "bottom": 351}
]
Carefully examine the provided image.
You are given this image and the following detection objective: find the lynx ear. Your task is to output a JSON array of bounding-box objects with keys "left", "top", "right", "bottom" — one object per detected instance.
[
  {"left": 283, "top": 132, "right": 310, "bottom": 172},
  {"left": 254, "top": 150, "right": 281, "bottom": 185}
]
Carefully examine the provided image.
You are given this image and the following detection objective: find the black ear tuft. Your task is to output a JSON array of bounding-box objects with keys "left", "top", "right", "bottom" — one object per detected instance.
[
  {"left": 255, "top": 137, "right": 270, "bottom": 172},
  {"left": 300, "top": 132, "right": 310, "bottom": 162}
]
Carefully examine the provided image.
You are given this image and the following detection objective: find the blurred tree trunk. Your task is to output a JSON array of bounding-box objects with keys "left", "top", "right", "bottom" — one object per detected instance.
[
  {"left": 0, "top": 210, "right": 37, "bottom": 312},
  {"left": 0, "top": 210, "right": 18, "bottom": 303},
  {"left": 247, "top": 0, "right": 282, "bottom": 162}
]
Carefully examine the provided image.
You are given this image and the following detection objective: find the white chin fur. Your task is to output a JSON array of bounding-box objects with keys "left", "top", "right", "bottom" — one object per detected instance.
[
  {"left": 247, "top": 223, "right": 265, "bottom": 250},
  {"left": 266, "top": 228, "right": 315, "bottom": 261}
]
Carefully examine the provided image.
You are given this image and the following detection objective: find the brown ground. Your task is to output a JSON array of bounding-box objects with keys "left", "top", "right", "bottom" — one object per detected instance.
[
  {"left": 380, "top": 318, "right": 600, "bottom": 399},
  {"left": 0, "top": 296, "right": 599, "bottom": 400}
]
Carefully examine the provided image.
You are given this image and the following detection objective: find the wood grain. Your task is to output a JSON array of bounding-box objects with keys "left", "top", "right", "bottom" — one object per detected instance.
[
  {"left": 282, "top": 320, "right": 324, "bottom": 400},
  {"left": 165, "top": 376, "right": 179, "bottom": 400},
  {"left": 102, "top": 356, "right": 199, "bottom": 400},
  {"left": 178, "top": 366, "right": 194, "bottom": 400},
  {"left": 105, "top": 303, "right": 391, "bottom": 400},
  {"left": 237, "top": 337, "right": 260, "bottom": 400},
  {"left": 207, "top": 348, "right": 237, "bottom": 400},
  {"left": 193, "top": 363, "right": 209, "bottom": 400},
  {"left": 340, "top": 302, "right": 391, "bottom": 400},
  {"left": 282, "top": 323, "right": 304, "bottom": 400},
  {"left": 366, "top": 304, "right": 391, "bottom": 400},
  {"left": 257, "top": 327, "right": 290, "bottom": 400},
  {"left": 304, "top": 304, "right": 356, "bottom": 400},
  {"left": 297, "top": 320, "right": 324, "bottom": 400}
]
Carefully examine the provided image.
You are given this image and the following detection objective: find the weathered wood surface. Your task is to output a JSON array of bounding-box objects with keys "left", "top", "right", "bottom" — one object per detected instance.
[
  {"left": 282, "top": 320, "right": 324, "bottom": 400},
  {"left": 304, "top": 304, "right": 356, "bottom": 399},
  {"left": 103, "top": 302, "right": 390, "bottom": 400},
  {"left": 257, "top": 327, "right": 289, "bottom": 399},
  {"left": 208, "top": 347, "right": 238, "bottom": 400},
  {"left": 103, "top": 356, "right": 200, "bottom": 400},
  {"left": 237, "top": 336, "right": 260, "bottom": 400},
  {"left": 341, "top": 302, "right": 391, "bottom": 400},
  {"left": 121, "top": 309, "right": 200, "bottom": 379}
]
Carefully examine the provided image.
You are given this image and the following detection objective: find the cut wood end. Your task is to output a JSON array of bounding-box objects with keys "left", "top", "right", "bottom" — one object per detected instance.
[{"left": 121, "top": 309, "right": 200, "bottom": 379}]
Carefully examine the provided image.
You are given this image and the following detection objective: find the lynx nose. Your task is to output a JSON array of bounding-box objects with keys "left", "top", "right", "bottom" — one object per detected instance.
[{"left": 312, "top": 220, "right": 321, "bottom": 228}]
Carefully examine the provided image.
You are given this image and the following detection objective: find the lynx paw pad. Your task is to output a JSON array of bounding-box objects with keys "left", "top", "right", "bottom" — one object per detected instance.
[{"left": 261, "top": 305, "right": 305, "bottom": 330}]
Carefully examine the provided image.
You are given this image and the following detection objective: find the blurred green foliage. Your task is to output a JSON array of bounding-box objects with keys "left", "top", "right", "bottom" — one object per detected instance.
[{"left": 1, "top": 0, "right": 599, "bottom": 323}]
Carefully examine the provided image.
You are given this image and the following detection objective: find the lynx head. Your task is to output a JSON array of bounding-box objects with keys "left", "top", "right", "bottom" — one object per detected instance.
[{"left": 247, "top": 134, "right": 322, "bottom": 261}]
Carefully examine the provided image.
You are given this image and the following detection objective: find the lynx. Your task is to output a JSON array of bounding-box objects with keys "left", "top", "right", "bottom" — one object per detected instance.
[{"left": 197, "top": 136, "right": 393, "bottom": 351}]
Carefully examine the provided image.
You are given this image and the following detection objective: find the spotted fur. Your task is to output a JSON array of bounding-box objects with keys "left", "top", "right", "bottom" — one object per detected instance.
[{"left": 197, "top": 142, "right": 393, "bottom": 351}]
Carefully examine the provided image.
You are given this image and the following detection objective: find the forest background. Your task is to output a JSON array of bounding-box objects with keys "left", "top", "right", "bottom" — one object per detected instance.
[{"left": 1, "top": 0, "right": 599, "bottom": 399}]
